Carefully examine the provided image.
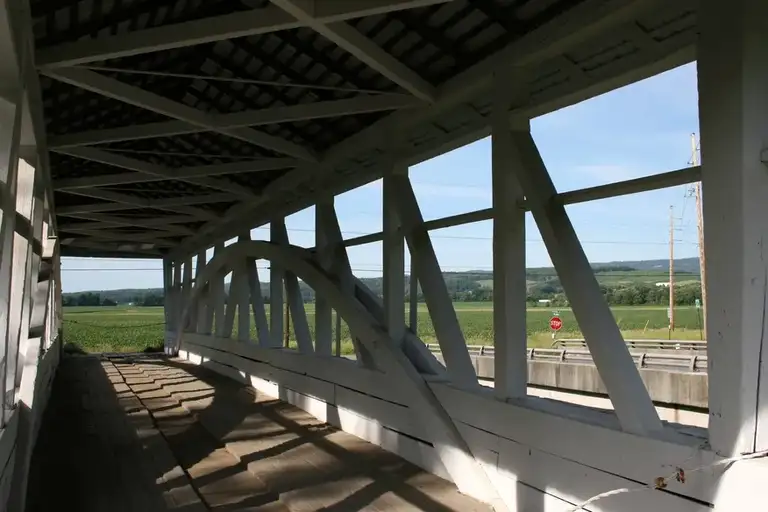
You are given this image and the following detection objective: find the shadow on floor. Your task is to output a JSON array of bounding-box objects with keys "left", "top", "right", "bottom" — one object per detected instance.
[{"left": 26, "top": 354, "right": 491, "bottom": 511}]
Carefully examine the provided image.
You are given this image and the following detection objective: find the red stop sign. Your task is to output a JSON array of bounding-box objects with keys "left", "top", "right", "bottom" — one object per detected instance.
[{"left": 550, "top": 316, "right": 563, "bottom": 331}]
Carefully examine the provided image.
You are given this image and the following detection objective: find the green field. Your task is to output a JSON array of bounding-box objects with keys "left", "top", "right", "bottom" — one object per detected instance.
[{"left": 62, "top": 302, "right": 705, "bottom": 354}]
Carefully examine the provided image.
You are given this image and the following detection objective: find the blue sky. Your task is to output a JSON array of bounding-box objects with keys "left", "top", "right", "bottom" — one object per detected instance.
[{"left": 62, "top": 62, "right": 700, "bottom": 292}]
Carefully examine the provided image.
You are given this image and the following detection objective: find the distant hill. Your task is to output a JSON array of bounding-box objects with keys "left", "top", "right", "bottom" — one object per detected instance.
[
  {"left": 63, "top": 257, "right": 701, "bottom": 307},
  {"left": 597, "top": 257, "right": 700, "bottom": 274}
]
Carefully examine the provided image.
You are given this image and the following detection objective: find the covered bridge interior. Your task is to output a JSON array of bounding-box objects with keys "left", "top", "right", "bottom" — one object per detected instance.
[{"left": 0, "top": 0, "right": 766, "bottom": 510}]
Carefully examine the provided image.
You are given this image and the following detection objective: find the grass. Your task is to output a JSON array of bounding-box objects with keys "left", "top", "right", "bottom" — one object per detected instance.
[{"left": 63, "top": 302, "right": 706, "bottom": 354}]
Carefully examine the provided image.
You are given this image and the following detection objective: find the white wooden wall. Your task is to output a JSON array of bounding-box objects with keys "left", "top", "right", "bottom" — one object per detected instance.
[
  {"left": 0, "top": 137, "right": 63, "bottom": 512},
  {"left": 0, "top": 3, "right": 64, "bottom": 508}
]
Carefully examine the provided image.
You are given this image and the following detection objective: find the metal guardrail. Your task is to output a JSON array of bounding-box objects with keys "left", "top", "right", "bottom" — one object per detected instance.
[
  {"left": 425, "top": 343, "right": 708, "bottom": 373},
  {"left": 553, "top": 339, "right": 707, "bottom": 351}
]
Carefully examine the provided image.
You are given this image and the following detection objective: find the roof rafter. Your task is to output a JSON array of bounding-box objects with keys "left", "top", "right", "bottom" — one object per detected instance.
[
  {"left": 57, "top": 190, "right": 234, "bottom": 216},
  {"left": 174, "top": 0, "right": 666, "bottom": 255},
  {"left": 60, "top": 213, "right": 197, "bottom": 235},
  {"left": 270, "top": 0, "right": 437, "bottom": 102},
  {"left": 49, "top": 94, "right": 422, "bottom": 148},
  {"left": 42, "top": 68, "right": 318, "bottom": 161},
  {"left": 63, "top": 187, "right": 220, "bottom": 220},
  {"left": 53, "top": 146, "right": 259, "bottom": 199},
  {"left": 36, "top": 0, "right": 456, "bottom": 69},
  {"left": 54, "top": 155, "right": 295, "bottom": 189}
]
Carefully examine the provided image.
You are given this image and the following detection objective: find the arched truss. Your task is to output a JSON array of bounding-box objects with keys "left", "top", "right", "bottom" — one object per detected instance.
[{"left": 172, "top": 239, "right": 508, "bottom": 510}]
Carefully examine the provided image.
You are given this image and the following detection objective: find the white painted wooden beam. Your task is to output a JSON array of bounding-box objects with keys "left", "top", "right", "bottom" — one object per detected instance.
[
  {"left": 54, "top": 152, "right": 295, "bottom": 190},
  {"left": 510, "top": 129, "right": 662, "bottom": 436},
  {"left": 272, "top": 221, "right": 313, "bottom": 354},
  {"left": 36, "top": 1, "right": 454, "bottom": 68},
  {"left": 50, "top": 95, "right": 419, "bottom": 148},
  {"left": 56, "top": 192, "right": 235, "bottom": 216},
  {"left": 314, "top": 198, "right": 334, "bottom": 355},
  {"left": 193, "top": 250, "right": 206, "bottom": 333},
  {"left": 62, "top": 187, "right": 218, "bottom": 220},
  {"left": 212, "top": 244, "right": 226, "bottom": 338},
  {"left": 60, "top": 214, "right": 196, "bottom": 235},
  {"left": 246, "top": 256, "right": 270, "bottom": 346},
  {"left": 491, "top": 67, "right": 528, "bottom": 400},
  {"left": 390, "top": 173, "right": 478, "bottom": 389},
  {"left": 42, "top": 68, "right": 317, "bottom": 161},
  {"left": 172, "top": 0, "right": 673, "bottom": 257},
  {"left": 383, "top": 169, "right": 406, "bottom": 346},
  {"left": 698, "top": 0, "right": 768, "bottom": 458},
  {"left": 0, "top": 96, "right": 21, "bottom": 425},
  {"left": 270, "top": 0, "right": 436, "bottom": 101},
  {"left": 270, "top": 220, "right": 285, "bottom": 348},
  {"left": 313, "top": 202, "right": 378, "bottom": 367},
  {"left": 235, "top": 233, "right": 252, "bottom": 343},
  {"left": 182, "top": 256, "right": 194, "bottom": 333},
  {"left": 163, "top": 258, "right": 174, "bottom": 335}
]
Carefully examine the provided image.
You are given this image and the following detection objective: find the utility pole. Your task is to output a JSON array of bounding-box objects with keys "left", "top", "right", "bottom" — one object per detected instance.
[
  {"left": 691, "top": 132, "right": 707, "bottom": 340},
  {"left": 669, "top": 205, "right": 675, "bottom": 331}
]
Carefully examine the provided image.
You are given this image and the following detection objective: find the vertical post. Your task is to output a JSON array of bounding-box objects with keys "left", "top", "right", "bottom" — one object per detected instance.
[
  {"left": 335, "top": 313, "right": 342, "bottom": 356},
  {"left": 236, "top": 233, "right": 251, "bottom": 342},
  {"left": 409, "top": 260, "right": 418, "bottom": 334},
  {"left": 273, "top": 220, "right": 313, "bottom": 353},
  {"left": 492, "top": 67, "right": 528, "bottom": 399},
  {"left": 691, "top": 133, "right": 707, "bottom": 340},
  {"left": 698, "top": 0, "right": 768, "bottom": 455},
  {"left": 162, "top": 258, "right": 174, "bottom": 333},
  {"left": 210, "top": 243, "right": 225, "bottom": 338},
  {"left": 383, "top": 166, "right": 406, "bottom": 346},
  {"left": 270, "top": 220, "right": 285, "bottom": 348},
  {"left": 182, "top": 255, "right": 193, "bottom": 333},
  {"left": 172, "top": 260, "right": 182, "bottom": 334},
  {"left": 315, "top": 199, "right": 334, "bottom": 355},
  {"left": 193, "top": 249, "right": 206, "bottom": 333},
  {"left": 247, "top": 258, "right": 269, "bottom": 345},
  {"left": 509, "top": 131, "right": 662, "bottom": 435},
  {"left": 200, "top": 248, "right": 214, "bottom": 335},
  {"left": 391, "top": 173, "right": 478, "bottom": 389},
  {"left": 668, "top": 205, "right": 675, "bottom": 331},
  {"left": 314, "top": 203, "right": 377, "bottom": 366}
]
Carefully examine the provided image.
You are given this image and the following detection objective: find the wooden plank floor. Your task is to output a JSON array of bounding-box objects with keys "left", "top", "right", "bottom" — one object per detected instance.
[{"left": 26, "top": 353, "right": 492, "bottom": 511}]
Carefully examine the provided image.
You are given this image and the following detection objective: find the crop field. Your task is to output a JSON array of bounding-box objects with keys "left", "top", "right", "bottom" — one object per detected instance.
[{"left": 63, "top": 302, "right": 705, "bottom": 354}]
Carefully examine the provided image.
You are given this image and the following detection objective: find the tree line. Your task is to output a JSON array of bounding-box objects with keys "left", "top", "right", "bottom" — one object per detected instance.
[{"left": 63, "top": 270, "right": 703, "bottom": 308}]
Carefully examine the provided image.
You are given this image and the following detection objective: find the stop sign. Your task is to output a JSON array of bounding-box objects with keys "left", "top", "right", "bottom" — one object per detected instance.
[{"left": 549, "top": 316, "right": 563, "bottom": 331}]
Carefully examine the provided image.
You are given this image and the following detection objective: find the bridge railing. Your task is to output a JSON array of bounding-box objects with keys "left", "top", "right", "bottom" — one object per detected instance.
[
  {"left": 552, "top": 338, "right": 707, "bottom": 351},
  {"left": 425, "top": 344, "right": 708, "bottom": 373}
]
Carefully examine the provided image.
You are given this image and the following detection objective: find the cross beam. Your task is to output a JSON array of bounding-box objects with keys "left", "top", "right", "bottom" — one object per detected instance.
[
  {"left": 53, "top": 146, "right": 259, "bottom": 199},
  {"left": 270, "top": 0, "right": 436, "bottom": 101},
  {"left": 36, "top": 1, "right": 456, "bottom": 69},
  {"left": 49, "top": 94, "right": 423, "bottom": 148},
  {"left": 42, "top": 68, "right": 317, "bottom": 161},
  {"left": 54, "top": 155, "right": 296, "bottom": 189},
  {"left": 56, "top": 192, "right": 234, "bottom": 215}
]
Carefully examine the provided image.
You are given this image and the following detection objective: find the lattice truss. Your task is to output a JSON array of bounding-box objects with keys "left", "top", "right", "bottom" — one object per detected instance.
[{"left": 22, "top": 0, "right": 698, "bottom": 257}]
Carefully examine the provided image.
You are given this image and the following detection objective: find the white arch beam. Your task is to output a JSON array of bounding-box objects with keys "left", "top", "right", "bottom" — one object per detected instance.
[
  {"left": 175, "top": 240, "right": 507, "bottom": 510},
  {"left": 42, "top": 68, "right": 317, "bottom": 161}
]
